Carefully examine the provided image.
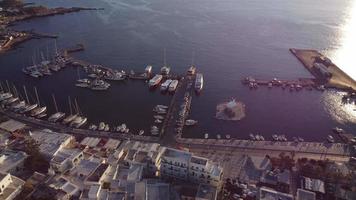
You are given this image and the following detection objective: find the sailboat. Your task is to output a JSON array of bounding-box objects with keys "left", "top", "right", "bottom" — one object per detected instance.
[
  {"left": 69, "top": 98, "right": 87, "bottom": 128},
  {"left": 20, "top": 85, "right": 38, "bottom": 113},
  {"left": 62, "top": 96, "right": 78, "bottom": 124},
  {"left": 48, "top": 94, "right": 65, "bottom": 122},
  {"left": 30, "top": 87, "right": 47, "bottom": 117}
]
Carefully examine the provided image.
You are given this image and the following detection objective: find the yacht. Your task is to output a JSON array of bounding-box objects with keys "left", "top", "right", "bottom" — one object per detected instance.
[
  {"left": 62, "top": 114, "right": 78, "bottom": 125},
  {"left": 20, "top": 104, "right": 38, "bottom": 114},
  {"left": 185, "top": 119, "right": 198, "bottom": 126},
  {"left": 30, "top": 106, "right": 47, "bottom": 117},
  {"left": 0, "top": 93, "right": 13, "bottom": 101},
  {"left": 187, "top": 65, "right": 196, "bottom": 75},
  {"left": 195, "top": 73, "right": 203, "bottom": 92},
  {"left": 160, "top": 79, "right": 172, "bottom": 91},
  {"left": 48, "top": 112, "right": 66, "bottom": 122},
  {"left": 70, "top": 116, "right": 87, "bottom": 128},
  {"left": 160, "top": 66, "right": 170, "bottom": 75},
  {"left": 168, "top": 80, "right": 179, "bottom": 92},
  {"left": 148, "top": 75, "right": 163, "bottom": 87}
]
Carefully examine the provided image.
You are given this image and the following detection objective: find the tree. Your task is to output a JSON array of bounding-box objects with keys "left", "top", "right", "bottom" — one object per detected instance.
[{"left": 23, "top": 139, "right": 49, "bottom": 174}]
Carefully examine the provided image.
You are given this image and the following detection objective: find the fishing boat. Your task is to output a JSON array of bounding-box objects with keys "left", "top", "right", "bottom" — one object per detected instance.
[
  {"left": 168, "top": 80, "right": 179, "bottom": 92},
  {"left": 195, "top": 73, "right": 203, "bottom": 92},
  {"left": 148, "top": 74, "right": 163, "bottom": 87},
  {"left": 185, "top": 119, "right": 198, "bottom": 126},
  {"left": 160, "top": 79, "right": 172, "bottom": 91}
]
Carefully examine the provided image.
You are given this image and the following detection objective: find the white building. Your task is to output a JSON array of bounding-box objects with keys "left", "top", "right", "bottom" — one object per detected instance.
[
  {"left": 50, "top": 148, "right": 84, "bottom": 173},
  {"left": 0, "top": 173, "right": 25, "bottom": 200},
  {"left": 29, "top": 129, "right": 74, "bottom": 159}
]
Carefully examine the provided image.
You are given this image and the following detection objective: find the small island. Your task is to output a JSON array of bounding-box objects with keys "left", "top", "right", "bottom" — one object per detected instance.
[{"left": 215, "top": 98, "right": 246, "bottom": 121}]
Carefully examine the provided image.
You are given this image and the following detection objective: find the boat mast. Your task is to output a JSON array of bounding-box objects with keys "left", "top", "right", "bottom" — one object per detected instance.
[
  {"left": 52, "top": 94, "right": 59, "bottom": 112},
  {"left": 12, "top": 84, "right": 18, "bottom": 97},
  {"left": 163, "top": 48, "right": 167, "bottom": 67},
  {"left": 5, "top": 80, "right": 10, "bottom": 93},
  {"left": 74, "top": 98, "right": 81, "bottom": 115},
  {"left": 23, "top": 85, "right": 30, "bottom": 104},
  {"left": 68, "top": 96, "right": 72, "bottom": 115},
  {"left": 54, "top": 39, "right": 58, "bottom": 56},
  {"left": 34, "top": 87, "right": 40, "bottom": 106},
  {"left": 0, "top": 82, "right": 3, "bottom": 92}
]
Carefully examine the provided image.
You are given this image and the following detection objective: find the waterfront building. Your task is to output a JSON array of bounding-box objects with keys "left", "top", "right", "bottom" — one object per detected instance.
[{"left": 0, "top": 173, "right": 25, "bottom": 200}]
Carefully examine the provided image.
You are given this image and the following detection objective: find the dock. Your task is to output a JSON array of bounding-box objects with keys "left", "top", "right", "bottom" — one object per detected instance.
[{"left": 290, "top": 48, "right": 356, "bottom": 91}]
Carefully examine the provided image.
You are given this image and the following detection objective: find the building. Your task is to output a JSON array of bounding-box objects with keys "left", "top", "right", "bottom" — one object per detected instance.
[
  {"left": 0, "top": 173, "right": 25, "bottom": 200},
  {"left": 258, "top": 187, "right": 294, "bottom": 200},
  {"left": 134, "top": 179, "right": 174, "bottom": 200},
  {"left": 0, "top": 149, "right": 28, "bottom": 174},
  {"left": 313, "top": 62, "right": 332, "bottom": 79},
  {"left": 157, "top": 147, "right": 223, "bottom": 187},
  {"left": 0, "top": 120, "right": 26, "bottom": 133},
  {"left": 296, "top": 189, "right": 316, "bottom": 200},
  {"left": 50, "top": 148, "right": 84, "bottom": 173},
  {"left": 29, "top": 129, "right": 74, "bottom": 159},
  {"left": 301, "top": 177, "right": 325, "bottom": 194}
]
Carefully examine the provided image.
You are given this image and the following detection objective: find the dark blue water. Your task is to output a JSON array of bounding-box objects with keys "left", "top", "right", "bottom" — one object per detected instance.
[{"left": 1, "top": 0, "right": 355, "bottom": 140}]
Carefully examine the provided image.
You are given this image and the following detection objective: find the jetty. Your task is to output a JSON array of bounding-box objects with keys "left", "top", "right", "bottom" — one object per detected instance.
[{"left": 290, "top": 48, "right": 356, "bottom": 91}]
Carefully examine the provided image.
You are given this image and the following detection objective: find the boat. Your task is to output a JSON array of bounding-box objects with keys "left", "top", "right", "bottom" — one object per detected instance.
[
  {"left": 332, "top": 127, "right": 344, "bottom": 134},
  {"left": 154, "top": 115, "right": 165, "bottom": 120},
  {"left": 70, "top": 116, "right": 87, "bottom": 128},
  {"left": 204, "top": 133, "right": 209, "bottom": 139},
  {"left": 48, "top": 112, "right": 65, "bottom": 122},
  {"left": 298, "top": 137, "right": 304, "bottom": 142},
  {"left": 77, "top": 78, "right": 90, "bottom": 84},
  {"left": 148, "top": 74, "right": 163, "bottom": 87},
  {"left": 31, "top": 106, "right": 47, "bottom": 117},
  {"left": 104, "top": 124, "right": 110, "bottom": 132},
  {"left": 272, "top": 134, "right": 278, "bottom": 141},
  {"left": 89, "top": 124, "right": 97, "bottom": 130},
  {"left": 12, "top": 101, "right": 26, "bottom": 111},
  {"left": 249, "top": 134, "right": 255, "bottom": 140},
  {"left": 62, "top": 96, "right": 77, "bottom": 124},
  {"left": 161, "top": 65, "right": 170, "bottom": 75},
  {"left": 153, "top": 107, "right": 167, "bottom": 114},
  {"left": 154, "top": 119, "right": 163, "bottom": 124},
  {"left": 156, "top": 105, "right": 168, "bottom": 109},
  {"left": 195, "top": 73, "right": 203, "bottom": 92},
  {"left": 160, "top": 79, "right": 172, "bottom": 91},
  {"left": 145, "top": 65, "right": 152, "bottom": 74},
  {"left": 225, "top": 134, "right": 231, "bottom": 139},
  {"left": 88, "top": 74, "right": 97, "bottom": 78},
  {"left": 168, "top": 80, "right": 179, "bottom": 92},
  {"left": 185, "top": 119, "right": 198, "bottom": 126},
  {"left": 3, "top": 97, "right": 19, "bottom": 105},
  {"left": 48, "top": 94, "right": 66, "bottom": 122},
  {"left": 90, "top": 79, "right": 110, "bottom": 90},
  {"left": 98, "top": 122, "right": 105, "bottom": 131},
  {"left": 327, "top": 135, "right": 335, "bottom": 143},
  {"left": 0, "top": 93, "right": 13, "bottom": 101},
  {"left": 217, "top": 134, "right": 221, "bottom": 139},
  {"left": 36, "top": 113, "right": 47, "bottom": 119},
  {"left": 187, "top": 65, "right": 196, "bottom": 75},
  {"left": 139, "top": 130, "right": 144, "bottom": 135},
  {"left": 255, "top": 135, "right": 261, "bottom": 141},
  {"left": 20, "top": 104, "right": 38, "bottom": 114},
  {"left": 105, "top": 70, "right": 126, "bottom": 81}
]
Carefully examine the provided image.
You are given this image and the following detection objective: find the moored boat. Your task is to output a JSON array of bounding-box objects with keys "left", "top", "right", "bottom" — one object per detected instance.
[{"left": 195, "top": 73, "right": 203, "bottom": 92}]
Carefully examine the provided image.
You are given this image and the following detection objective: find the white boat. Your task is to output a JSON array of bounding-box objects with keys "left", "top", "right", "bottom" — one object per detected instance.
[
  {"left": 139, "top": 130, "right": 144, "bottom": 135},
  {"left": 62, "top": 114, "right": 77, "bottom": 124},
  {"left": 249, "top": 134, "right": 255, "bottom": 140},
  {"left": 20, "top": 104, "right": 38, "bottom": 113},
  {"left": 160, "top": 79, "right": 172, "bottom": 91},
  {"left": 145, "top": 65, "right": 152, "bottom": 74},
  {"left": 70, "top": 116, "right": 87, "bottom": 128},
  {"left": 104, "top": 124, "right": 110, "bottom": 132},
  {"left": 161, "top": 66, "right": 170, "bottom": 75},
  {"left": 77, "top": 78, "right": 90, "bottom": 83},
  {"left": 91, "top": 79, "right": 110, "bottom": 90},
  {"left": 226, "top": 134, "right": 231, "bottom": 139},
  {"left": 37, "top": 113, "right": 47, "bottom": 119},
  {"left": 148, "top": 75, "right": 163, "bottom": 87},
  {"left": 195, "top": 73, "right": 203, "bottom": 92},
  {"left": 98, "top": 122, "right": 105, "bottom": 131},
  {"left": 333, "top": 127, "right": 344, "bottom": 134},
  {"left": 187, "top": 65, "right": 196, "bottom": 75},
  {"left": 185, "top": 119, "right": 198, "bottom": 126},
  {"left": 154, "top": 119, "right": 163, "bottom": 124},
  {"left": 204, "top": 133, "right": 209, "bottom": 139},
  {"left": 48, "top": 112, "right": 65, "bottom": 122},
  {"left": 12, "top": 101, "right": 26, "bottom": 110},
  {"left": 217, "top": 134, "right": 221, "bottom": 139},
  {"left": 0, "top": 93, "right": 12, "bottom": 101},
  {"left": 30, "top": 106, "right": 47, "bottom": 117},
  {"left": 168, "top": 80, "right": 179, "bottom": 92},
  {"left": 156, "top": 105, "right": 168, "bottom": 109},
  {"left": 3, "top": 97, "right": 19, "bottom": 105}
]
